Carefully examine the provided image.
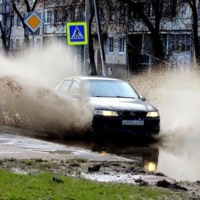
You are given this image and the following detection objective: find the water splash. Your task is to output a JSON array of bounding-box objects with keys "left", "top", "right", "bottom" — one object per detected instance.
[
  {"left": 129, "top": 68, "right": 200, "bottom": 142},
  {"left": 0, "top": 42, "right": 93, "bottom": 137}
]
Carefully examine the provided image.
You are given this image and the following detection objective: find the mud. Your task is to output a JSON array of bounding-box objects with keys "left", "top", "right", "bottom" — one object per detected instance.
[
  {"left": 0, "top": 158, "right": 200, "bottom": 199},
  {"left": 0, "top": 43, "right": 94, "bottom": 137}
]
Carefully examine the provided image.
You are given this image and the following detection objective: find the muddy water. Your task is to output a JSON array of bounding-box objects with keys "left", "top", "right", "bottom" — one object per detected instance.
[
  {"left": 127, "top": 68, "right": 200, "bottom": 181},
  {"left": 51, "top": 138, "right": 200, "bottom": 182},
  {"left": 152, "top": 138, "right": 200, "bottom": 182},
  {"left": 0, "top": 42, "right": 93, "bottom": 136}
]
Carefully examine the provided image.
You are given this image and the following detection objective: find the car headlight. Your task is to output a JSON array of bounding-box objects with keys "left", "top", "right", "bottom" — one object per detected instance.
[
  {"left": 146, "top": 111, "right": 159, "bottom": 117},
  {"left": 94, "top": 110, "right": 119, "bottom": 117}
]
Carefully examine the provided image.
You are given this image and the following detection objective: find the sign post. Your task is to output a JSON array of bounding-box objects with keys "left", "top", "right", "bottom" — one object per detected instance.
[{"left": 24, "top": 11, "right": 43, "bottom": 47}]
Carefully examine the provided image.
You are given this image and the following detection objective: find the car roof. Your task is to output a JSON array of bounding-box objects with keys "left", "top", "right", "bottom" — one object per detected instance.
[{"left": 63, "top": 76, "right": 124, "bottom": 82}]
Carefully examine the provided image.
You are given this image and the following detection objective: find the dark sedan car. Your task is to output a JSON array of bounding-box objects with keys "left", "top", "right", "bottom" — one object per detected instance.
[{"left": 55, "top": 76, "right": 160, "bottom": 137}]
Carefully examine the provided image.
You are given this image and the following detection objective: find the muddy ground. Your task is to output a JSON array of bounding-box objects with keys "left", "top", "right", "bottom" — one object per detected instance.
[{"left": 1, "top": 158, "right": 200, "bottom": 199}]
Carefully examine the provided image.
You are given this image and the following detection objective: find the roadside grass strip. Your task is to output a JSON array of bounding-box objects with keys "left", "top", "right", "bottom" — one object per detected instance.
[{"left": 0, "top": 169, "right": 193, "bottom": 200}]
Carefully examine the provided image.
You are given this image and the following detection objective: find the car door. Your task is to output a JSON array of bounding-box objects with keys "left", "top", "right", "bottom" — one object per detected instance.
[
  {"left": 69, "top": 80, "right": 81, "bottom": 99},
  {"left": 57, "top": 79, "right": 73, "bottom": 95}
]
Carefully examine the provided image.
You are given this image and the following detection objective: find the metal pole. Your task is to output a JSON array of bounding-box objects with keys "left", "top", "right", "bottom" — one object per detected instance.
[
  {"left": 84, "top": 0, "right": 90, "bottom": 75},
  {"left": 32, "top": 32, "right": 34, "bottom": 49},
  {"left": 93, "top": 0, "right": 107, "bottom": 76}
]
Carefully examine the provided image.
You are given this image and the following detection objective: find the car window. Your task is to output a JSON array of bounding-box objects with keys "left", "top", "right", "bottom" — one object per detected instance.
[
  {"left": 69, "top": 81, "right": 80, "bottom": 95},
  {"left": 84, "top": 80, "right": 139, "bottom": 98},
  {"left": 58, "top": 80, "right": 72, "bottom": 95}
]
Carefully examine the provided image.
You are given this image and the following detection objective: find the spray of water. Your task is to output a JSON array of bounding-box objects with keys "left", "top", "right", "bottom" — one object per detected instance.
[
  {"left": 1, "top": 41, "right": 200, "bottom": 142},
  {"left": 0, "top": 42, "right": 93, "bottom": 137},
  {"left": 129, "top": 68, "right": 200, "bottom": 142}
]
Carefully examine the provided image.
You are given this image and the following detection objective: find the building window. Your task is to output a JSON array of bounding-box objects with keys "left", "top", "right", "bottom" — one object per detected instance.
[
  {"left": 62, "top": 8, "right": 68, "bottom": 22},
  {"left": 69, "top": 9, "right": 75, "bottom": 21},
  {"left": 118, "top": 37, "right": 125, "bottom": 53},
  {"left": 54, "top": 10, "right": 58, "bottom": 22},
  {"left": 170, "top": 34, "right": 191, "bottom": 52},
  {"left": 107, "top": 37, "right": 114, "bottom": 54},
  {"left": 45, "top": 10, "right": 53, "bottom": 23},
  {"left": 54, "top": 8, "right": 68, "bottom": 23},
  {"left": 180, "top": 2, "right": 191, "bottom": 18}
]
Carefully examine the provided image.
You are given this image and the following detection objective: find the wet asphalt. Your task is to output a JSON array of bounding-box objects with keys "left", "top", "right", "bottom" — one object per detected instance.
[{"left": 0, "top": 125, "right": 200, "bottom": 182}]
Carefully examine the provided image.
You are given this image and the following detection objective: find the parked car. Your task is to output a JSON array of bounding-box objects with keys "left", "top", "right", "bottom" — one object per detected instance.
[{"left": 55, "top": 76, "right": 160, "bottom": 137}]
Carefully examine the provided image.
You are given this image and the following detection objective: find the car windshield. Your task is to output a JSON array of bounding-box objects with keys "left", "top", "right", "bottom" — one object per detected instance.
[{"left": 84, "top": 80, "right": 139, "bottom": 98}]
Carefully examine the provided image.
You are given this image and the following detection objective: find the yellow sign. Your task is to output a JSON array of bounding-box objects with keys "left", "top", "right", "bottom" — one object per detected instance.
[
  {"left": 24, "top": 11, "right": 43, "bottom": 33},
  {"left": 27, "top": 15, "right": 41, "bottom": 29}
]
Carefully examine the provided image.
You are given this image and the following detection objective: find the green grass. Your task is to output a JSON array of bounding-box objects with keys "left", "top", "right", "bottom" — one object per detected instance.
[{"left": 0, "top": 169, "right": 193, "bottom": 200}]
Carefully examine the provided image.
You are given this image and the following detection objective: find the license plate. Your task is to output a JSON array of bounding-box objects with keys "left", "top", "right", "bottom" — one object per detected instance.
[{"left": 122, "top": 120, "right": 144, "bottom": 126}]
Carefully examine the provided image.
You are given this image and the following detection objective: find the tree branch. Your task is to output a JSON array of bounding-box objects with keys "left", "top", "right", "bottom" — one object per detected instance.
[
  {"left": 24, "top": 0, "right": 31, "bottom": 12},
  {"left": 32, "top": 0, "right": 38, "bottom": 11}
]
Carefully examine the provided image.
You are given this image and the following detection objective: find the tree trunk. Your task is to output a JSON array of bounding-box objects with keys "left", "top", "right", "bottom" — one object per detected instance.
[
  {"left": 0, "top": 22, "right": 9, "bottom": 56},
  {"left": 192, "top": 2, "right": 200, "bottom": 65},
  {"left": 121, "top": 0, "right": 165, "bottom": 64},
  {"left": 89, "top": 38, "right": 97, "bottom": 75},
  {"left": 2, "top": 40, "right": 9, "bottom": 57},
  {"left": 151, "top": 32, "right": 165, "bottom": 63},
  {"left": 88, "top": 9, "right": 97, "bottom": 75}
]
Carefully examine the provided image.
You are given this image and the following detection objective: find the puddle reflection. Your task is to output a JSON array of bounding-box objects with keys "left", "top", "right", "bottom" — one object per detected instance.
[
  {"left": 51, "top": 139, "right": 159, "bottom": 173},
  {"left": 154, "top": 140, "right": 200, "bottom": 182},
  {"left": 91, "top": 144, "right": 159, "bottom": 173},
  {"left": 53, "top": 138, "right": 200, "bottom": 182}
]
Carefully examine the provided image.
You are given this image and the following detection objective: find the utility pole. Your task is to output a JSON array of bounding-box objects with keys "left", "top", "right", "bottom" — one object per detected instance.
[
  {"left": 93, "top": 0, "right": 107, "bottom": 76},
  {"left": 84, "top": 0, "right": 90, "bottom": 75}
]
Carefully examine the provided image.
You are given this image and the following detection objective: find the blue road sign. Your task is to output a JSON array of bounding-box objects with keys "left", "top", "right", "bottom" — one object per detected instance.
[{"left": 66, "top": 22, "right": 88, "bottom": 45}]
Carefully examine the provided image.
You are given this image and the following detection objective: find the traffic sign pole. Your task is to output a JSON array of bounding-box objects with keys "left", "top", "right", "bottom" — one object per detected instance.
[
  {"left": 32, "top": 32, "right": 34, "bottom": 48},
  {"left": 84, "top": 0, "right": 90, "bottom": 75},
  {"left": 24, "top": 11, "right": 43, "bottom": 49},
  {"left": 94, "top": 0, "right": 107, "bottom": 76}
]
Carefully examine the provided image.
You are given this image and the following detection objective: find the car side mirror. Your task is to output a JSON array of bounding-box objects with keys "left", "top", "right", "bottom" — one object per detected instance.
[{"left": 139, "top": 95, "right": 146, "bottom": 101}]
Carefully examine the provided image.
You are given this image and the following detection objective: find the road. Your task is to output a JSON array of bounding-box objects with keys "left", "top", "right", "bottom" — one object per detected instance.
[
  {"left": 0, "top": 126, "right": 131, "bottom": 162},
  {"left": 1, "top": 125, "right": 200, "bottom": 182}
]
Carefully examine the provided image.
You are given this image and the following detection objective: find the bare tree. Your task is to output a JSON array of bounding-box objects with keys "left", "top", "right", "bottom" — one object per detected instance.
[
  {"left": 185, "top": 0, "right": 200, "bottom": 65},
  {"left": 89, "top": 7, "right": 97, "bottom": 75},
  {"left": 114, "top": 1, "right": 192, "bottom": 68},
  {"left": 0, "top": 0, "right": 14, "bottom": 56}
]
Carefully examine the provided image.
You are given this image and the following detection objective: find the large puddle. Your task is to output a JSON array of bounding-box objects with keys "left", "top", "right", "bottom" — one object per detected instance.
[{"left": 54, "top": 139, "right": 200, "bottom": 182}]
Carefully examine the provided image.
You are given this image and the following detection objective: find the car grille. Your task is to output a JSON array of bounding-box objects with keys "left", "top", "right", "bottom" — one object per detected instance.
[{"left": 118, "top": 111, "right": 147, "bottom": 119}]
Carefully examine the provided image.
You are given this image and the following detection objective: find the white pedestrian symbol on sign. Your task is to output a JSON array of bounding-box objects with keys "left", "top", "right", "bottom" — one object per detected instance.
[{"left": 71, "top": 26, "right": 84, "bottom": 39}]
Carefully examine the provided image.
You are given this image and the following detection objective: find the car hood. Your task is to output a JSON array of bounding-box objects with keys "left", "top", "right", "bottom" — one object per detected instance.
[{"left": 89, "top": 97, "right": 157, "bottom": 112}]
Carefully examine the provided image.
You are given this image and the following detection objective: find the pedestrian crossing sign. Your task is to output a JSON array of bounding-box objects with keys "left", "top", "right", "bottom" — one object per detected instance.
[{"left": 66, "top": 22, "right": 88, "bottom": 45}]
